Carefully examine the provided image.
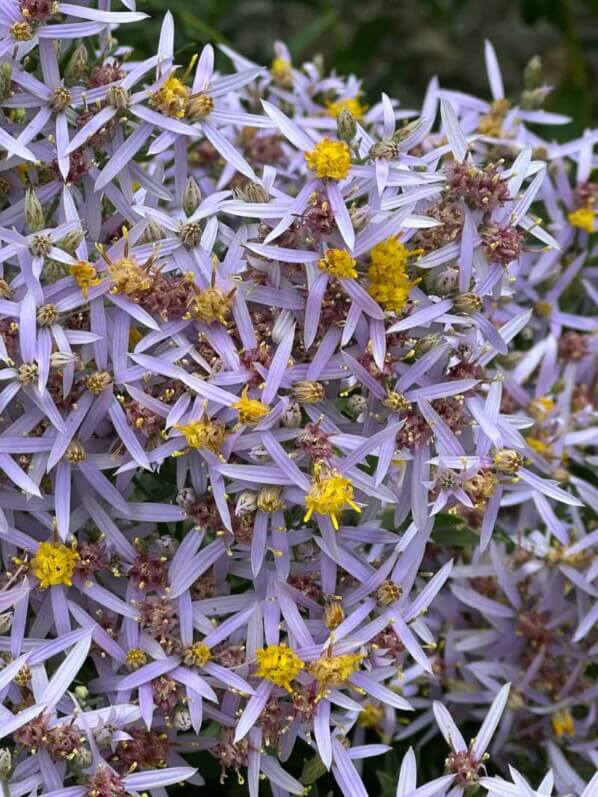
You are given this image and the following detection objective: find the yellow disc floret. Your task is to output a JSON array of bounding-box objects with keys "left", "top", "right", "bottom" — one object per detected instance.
[
  {"left": 326, "top": 97, "right": 368, "bottom": 120},
  {"left": 552, "top": 708, "right": 575, "bottom": 738},
  {"left": 31, "top": 541, "right": 79, "bottom": 589},
  {"left": 255, "top": 643, "right": 304, "bottom": 692},
  {"left": 150, "top": 73, "right": 190, "bottom": 119},
  {"left": 70, "top": 261, "right": 102, "bottom": 299},
  {"left": 174, "top": 415, "right": 227, "bottom": 454},
  {"left": 305, "top": 138, "right": 351, "bottom": 181},
  {"left": 304, "top": 462, "right": 360, "bottom": 529},
  {"left": 309, "top": 652, "right": 364, "bottom": 691},
  {"left": 367, "top": 237, "right": 422, "bottom": 313},
  {"left": 318, "top": 248, "right": 358, "bottom": 279},
  {"left": 232, "top": 387, "right": 269, "bottom": 425},
  {"left": 568, "top": 205, "right": 596, "bottom": 234}
]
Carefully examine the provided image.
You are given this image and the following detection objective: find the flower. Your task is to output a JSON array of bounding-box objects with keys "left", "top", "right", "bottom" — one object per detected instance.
[
  {"left": 568, "top": 205, "right": 596, "bottom": 233},
  {"left": 31, "top": 541, "right": 79, "bottom": 588},
  {"left": 305, "top": 138, "right": 351, "bottom": 180},
  {"left": 255, "top": 644, "right": 304, "bottom": 691},
  {"left": 318, "top": 248, "right": 358, "bottom": 279},
  {"left": 304, "top": 463, "right": 360, "bottom": 529},
  {"left": 367, "top": 237, "right": 422, "bottom": 312},
  {"left": 232, "top": 387, "right": 269, "bottom": 424}
]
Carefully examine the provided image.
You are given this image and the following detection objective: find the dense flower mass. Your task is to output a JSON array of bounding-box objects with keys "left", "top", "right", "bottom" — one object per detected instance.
[{"left": 0, "top": 7, "right": 596, "bottom": 797}]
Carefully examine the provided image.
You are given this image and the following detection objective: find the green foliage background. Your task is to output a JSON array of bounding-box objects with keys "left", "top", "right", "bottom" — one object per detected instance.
[
  {"left": 121, "top": 0, "right": 598, "bottom": 793},
  {"left": 125, "top": 0, "right": 598, "bottom": 137}
]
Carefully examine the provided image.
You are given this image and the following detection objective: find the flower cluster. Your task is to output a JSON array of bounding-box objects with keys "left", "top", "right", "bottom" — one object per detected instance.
[{"left": 0, "top": 7, "right": 596, "bottom": 797}]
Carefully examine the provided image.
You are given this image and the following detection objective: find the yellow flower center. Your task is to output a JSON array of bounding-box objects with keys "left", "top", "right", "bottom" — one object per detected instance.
[
  {"left": 358, "top": 703, "right": 384, "bottom": 730},
  {"left": 183, "top": 642, "right": 211, "bottom": 667},
  {"left": 187, "top": 287, "right": 233, "bottom": 325},
  {"left": 568, "top": 205, "right": 596, "bottom": 234},
  {"left": 305, "top": 138, "right": 351, "bottom": 181},
  {"left": 31, "top": 541, "right": 78, "bottom": 589},
  {"left": 70, "top": 261, "right": 102, "bottom": 298},
  {"left": 174, "top": 416, "right": 227, "bottom": 454},
  {"left": 318, "top": 248, "right": 357, "bottom": 279},
  {"left": 126, "top": 648, "right": 148, "bottom": 670},
  {"left": 151, "top": 74, "right": 190, "bottom": 119},
  {"left": 255, "top": 643, "right": 304, "bottom": 692},
  {"left": 525, "top": 436, "right": 554, "bottom": 459},
  {"left": 270, "top": 57, "right": 293, "bottom": 87},
  {"left": 367, "top": 237, "right": 422, "bottom": 313},
  {"left": 304, "top": 463, "right": 360, "bottom": 530},
  {"left": 326, "top": 97, "right": 368, "bottom": 120},
  {"left": 309, "top": 652, "right": 364, "bottom": 690},
  {"left": 232, "top": 387, "right": 269, "bottom": 425},
  {"left": 107, "top": 256, "right": 154, "bottom": 295},
  {"left": 551, "top": 708, "right": 575, "bottom": 738}
]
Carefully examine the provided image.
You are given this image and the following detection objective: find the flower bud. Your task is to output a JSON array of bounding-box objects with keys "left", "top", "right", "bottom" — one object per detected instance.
[
  {"left": 281, "top": 401, "right": 302, "bottom": 428},
  {"left": 0, "top": 748, "right": 12, "bottom": 778},
  {"left": 523, "top": 55, "right": 542, "bottom": 91},
  {"left": 176, "top": 487, "right": 196, "bottom": 507},
  {"left": 453, "top": 292, "right": 482, "bottom": 315},
  {"left": 140, "top": 219, "right": 163, "bottom": 244},
  {"left": 370, "top": 140, "right": 399, "bottom": 160},
  {"left": 25, "top": 189, "right": 45, "bottom": 232},
  {"left": 256, "top": 485, "right": 285, "bottom": 513},
  {"left": 183, "top": 177, "right": 202, "bottom": 216},
  {"left": 236, "top": 490, "right": 257, "bottom": 516},
  {"left": 292, "top": 380, "right": 325, "bottom": 404},
  {"left": 394, "top": 117, "right": 421, "bottom": 142},
  {"left": 0, "top": 63, "right": 12, "bottom": 103},
  {"left": 174, "top": 707, "right": 192, "bottom": 731},
  {"left": 0, "top": 612, "right": 12, "bottom": 634},
  {"left": 323, "top": 599, "right": 344, "bottom": 629},
  {"left": 493, "top": 448, "right": 523, "bottom": 475},
  {"left": 337, "top": 108, "right": 356, "bottom": 143},
  {"left": 520, "top": 87, "right": 551, "bottom": 111},
  {"left": 414, "top": 335, "right": 439, "bottom": 357},
  {"left": 57, "top": 227, "right": 84, "bottom": 255},
  {"left": 433, "top": 267, "right": 459, "bottom": 296},
  {"left": 50, "top": 351, "right": 78, "bottom": 368},
  {"left": 235, "top": 181, "right": 270, "bottom": 203},
  {"left": 347, "top": 393, "right": 367, "bottom": 416},
  {"left": 65, "top": 44, "right": 87, "bottom": 83},
  {"left": 74, "top": 685, "right": 89, "bottom": 701}
]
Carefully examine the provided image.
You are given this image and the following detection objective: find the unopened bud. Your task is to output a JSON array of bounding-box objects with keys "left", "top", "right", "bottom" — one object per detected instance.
[
  {"left": 174, "top": 707, "right": 192, "bottom": 731},
  {"left": 140, "top": 219, "right": 163, "bottom": 244},
  {"left": 235, "top": 181, "right": 270, "bottom": 203},
  {"left": 394, "top": 117, "right": 422, "bottom": 142},
  {"left": 50, "top": 351, "right": 78, "bottom": 368},
  {"left": 0, "top": 63, "right": 12, "bottom": 103},
  {"left": 0, "top": 612, "right": 12, "bottom": 634},
  {"left": 520, "top": 87, "right": 551, "bottom": 111},
  {"left": 281, "top": 401, "right": 302, "bottom": 428},
  {"left": 0, "top": 748, "right": 11, "bottom": 778},
  {"left": 292, "top": 380, "right": 325, "bottom": 404},
  {"left": 256, "top": 485, "right": 285, "bottom": 513},
  {"left": 74, "top": 685, "right": 89, "bottom": 701},
  {"left": 65, "top": 44, "right": 88, "bottom": 83},
  {"left": 453, "top": 292, "right": 482, "bottom": 315},
  {"left": 337, "top": 108, "right": 356, "bottom": 143},
  {"left": 347, "top": 393, "right": 367, "bottom": 416},
  {"left": 493, "top": 448, "right": 523, "bottom": 475},
  {"left": 524, "top": 55, "right": 542, "bottom": 91},
  {"left": 235, "top": 490, "right": 257, "bottom": 516},
  {"left": 25, "top": 189, "right": 45, "bottom": 232},
  {"left": 57, "top": 228, "right": 84, "bottom": 255},
  {"left": 183, "top": 177, "right": 202, "bottom": 216}
]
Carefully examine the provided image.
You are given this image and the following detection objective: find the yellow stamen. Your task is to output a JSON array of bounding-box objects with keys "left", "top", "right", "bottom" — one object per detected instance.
[
  {"left": 326, "top": 96, "right": 368, "bottom": 120},
  {"left": 568, "top": 205, "right": 596, "bottom": 234},
  {"left": 255, "top": 643, "right": 304, "bottom": 692},
  {"left": 318, "top": 248, "right": 357, "bottom": 279},
  {"left": 69, "top": 261, "right": 102, "bottom": 298},
  {"left": 31, "top": 541, "right": 78, "bottom": 589},
  {"left": 367, "top": 237, "right": 422, "bottom": 313},
  {"left": 304, "top": 462, "right": 360, "bottom": 530},
  {"left": 305, "top": 138, "right": 351, "bottom": 181},
  {"left": 232, "top": 387, "right": 269, "bottom": 425}
]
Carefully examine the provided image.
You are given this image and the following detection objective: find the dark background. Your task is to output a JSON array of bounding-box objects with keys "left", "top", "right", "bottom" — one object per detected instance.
[{"left": 126, "top": 0, "right": 598, "bottom": 138}]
